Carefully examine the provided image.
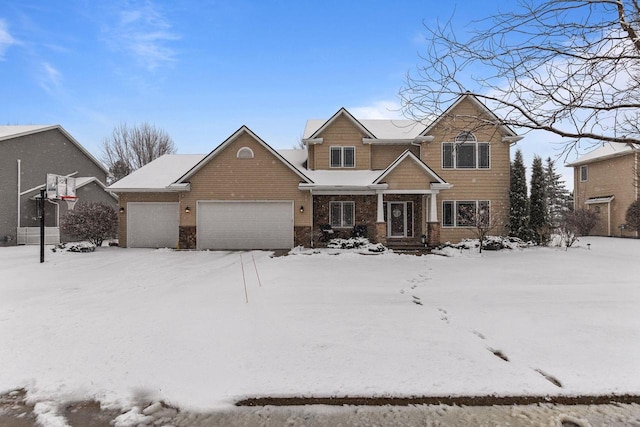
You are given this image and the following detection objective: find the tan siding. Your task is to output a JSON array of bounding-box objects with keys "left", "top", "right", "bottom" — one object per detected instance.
[
  {"left": 315, "top": 115, "right": 371, "bottom": 170},
  {"left": 574, "top": 153, "right": 637, "bottom": 237},
  {"left": 181, "top": 132, "right": 311, "bottom": 228},
  {"left": 308, "top": 144, "right": 316, "bottom": 170},
  {"left": 383, "top": 158, "right": 433, "bottom": 190},
  {"left": 371, "top": 145, "right": 420, "bottom": 170},
  {"left": 116, "top": 192, "right": 180, "bottom": 247},
  {"left": 420, "top": 97, "right": 511, "bottom": 241}
]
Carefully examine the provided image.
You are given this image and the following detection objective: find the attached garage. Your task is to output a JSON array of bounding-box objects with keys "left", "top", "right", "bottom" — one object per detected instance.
[
  {"left": 127, "top": 202, "right": 179, "bottom": 248},
  {"left": 197, "top": 201, "right": 294, "bottom": 250}
]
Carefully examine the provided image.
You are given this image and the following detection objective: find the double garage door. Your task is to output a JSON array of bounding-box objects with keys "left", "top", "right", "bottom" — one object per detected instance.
[
  {"left": 126, "top": 201, "right": 293, "bottom": 249},
  {"left": 197, "top": 201, "right": 293, "bottom": 250}
]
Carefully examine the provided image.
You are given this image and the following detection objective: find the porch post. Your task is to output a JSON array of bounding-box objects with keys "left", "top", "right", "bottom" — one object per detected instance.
[
  {"left": 375, "top": 191, "right": 387, "bottom": 245},
  {"left": 427, "top": 193, "right": 441, "bottom": 247},
  {"left": 429, "top": 193, "right": 438, "bottom": 221}
]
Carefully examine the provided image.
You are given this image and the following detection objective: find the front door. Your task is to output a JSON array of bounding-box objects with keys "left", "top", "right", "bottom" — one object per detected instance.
[{"left": 388, "top": 202, "right": 407, "bottom": 237}]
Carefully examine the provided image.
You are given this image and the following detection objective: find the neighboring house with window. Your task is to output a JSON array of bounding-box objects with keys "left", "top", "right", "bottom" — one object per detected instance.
[
  {"left": 567, "top": 143, "right": 640, "bottom": 237},
  {"left": 0, "top": 125, "right": 117, "bottom": 246},
  {"left": 109, "top": 94, "right": 520, "bottom": 249}
]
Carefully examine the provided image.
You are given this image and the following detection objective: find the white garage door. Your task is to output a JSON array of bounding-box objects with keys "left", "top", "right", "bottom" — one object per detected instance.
[
  {"left": 197, "top": 201, "right": 294, "bottom": 250},
  {"left": 127, "top": 202, "right": 179, "bottom": 248}
]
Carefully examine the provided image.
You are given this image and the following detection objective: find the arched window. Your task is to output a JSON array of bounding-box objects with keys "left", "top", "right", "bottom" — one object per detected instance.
[
  {"left": 237, "top": 147, "right": 254, "bottom": 159},
  {"left": 455, "top": 131, "right": 477, "bottom": 142}
]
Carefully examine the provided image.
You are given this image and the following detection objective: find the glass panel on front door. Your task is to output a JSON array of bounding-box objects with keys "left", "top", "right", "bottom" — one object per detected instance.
[{"left": 389, "top": 202, "right": 406, "bottom": 237}]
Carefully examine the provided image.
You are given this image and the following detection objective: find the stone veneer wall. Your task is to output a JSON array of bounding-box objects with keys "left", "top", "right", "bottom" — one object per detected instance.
[
  {"left": 179, "top": 226, "right": 196, "bottom": 249},
  {"left": 294, "top": 226, "right": 312, "bottom": 248}
]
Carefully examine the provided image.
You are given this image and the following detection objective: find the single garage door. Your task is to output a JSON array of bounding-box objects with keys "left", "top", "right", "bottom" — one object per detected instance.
[
  {"left": 197, "top": 201, "right": 294, "bottom": 250},
  {"left": 127, "top": 202, "right": 179, "bottom": 248}
]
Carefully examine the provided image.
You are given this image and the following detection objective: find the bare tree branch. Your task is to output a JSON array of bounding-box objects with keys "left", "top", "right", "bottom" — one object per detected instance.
[
  {"left": 101, "top": 122, "right": 176, "bottom": 183},
  {"left": 401, "top": 0, "right": 640, "bottom": 151}
]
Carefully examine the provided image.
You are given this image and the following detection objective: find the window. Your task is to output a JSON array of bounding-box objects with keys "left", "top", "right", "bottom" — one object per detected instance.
[
  {"left": 442, "top": 201, "right": 490, "bottom": 227},
  {"left": 237, "top": 147, "right": 254, "bottom": 159},
  {"left": 580, "top": 165, "right": 588, "bottom": 182},
  {"left": 442, "top": 132, "right": 489, "bottom": 169},
  {"left": 329, "top": 201, "right": 355, "bottom": 228},
  {"left": 330, "top": 146, "right": 355, "bottom": 168}
]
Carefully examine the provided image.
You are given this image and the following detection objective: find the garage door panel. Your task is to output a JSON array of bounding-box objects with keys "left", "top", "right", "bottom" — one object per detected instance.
[
  {"left": 197, "top": 201, "right": 293, "bottom": 250},
  {"left": 127, "top": 202, "right": 179, "bottom": 248}
]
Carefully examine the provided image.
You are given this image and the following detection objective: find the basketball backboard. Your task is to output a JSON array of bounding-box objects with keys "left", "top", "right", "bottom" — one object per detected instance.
[{"left": 46, "top": 174, "right": 76, "bottom": 200}]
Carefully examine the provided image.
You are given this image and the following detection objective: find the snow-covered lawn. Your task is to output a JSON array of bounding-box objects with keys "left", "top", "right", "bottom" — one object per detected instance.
[{"left": 0, "top": 237, "right": 639, "bottom": 412}]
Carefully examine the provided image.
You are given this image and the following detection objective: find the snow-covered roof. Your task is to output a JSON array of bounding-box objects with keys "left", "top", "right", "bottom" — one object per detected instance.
[
  {"left": 303, "top": 118, "right": 425, "bottom": 140},
  {"left": 566, "top": 143, "right": 640, "bottom": 166},
  {"left": 107, "top": 154, "right": 205, "bottom": 192},
  {"left": 278, "top": 149, "right": 308, "bottom": 168},
  {"left": 302, "top": 169, "right": 383, "bottom": 188},
  {"left": 0, "top": 125, "right": 54, "bottom": 140},
  {"left": 0, "top": 125, "right": 109, "bottom": 174}
]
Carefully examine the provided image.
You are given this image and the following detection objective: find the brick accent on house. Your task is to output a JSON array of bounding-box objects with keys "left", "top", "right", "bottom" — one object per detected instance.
[
  {"left": 375, "top": 222, "right": 387, "bottom": 245},
  {"left": 179, "top": 226, "right": 196, "bottom": 249},
  {"left": 294, "top": 226, "right": 312, "bottom": 247},
  {"left": 426, "top": 222, "right": 440, "bottom": 247},
  {"left": 313, "top": 195, "right": 377, "bottom": 243}
]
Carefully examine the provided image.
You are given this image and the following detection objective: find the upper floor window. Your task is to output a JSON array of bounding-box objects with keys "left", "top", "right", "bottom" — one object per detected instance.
[
  {"left": 237, "top": 147, "right": 254, "bottom": 159},
  {"left": 442, "top": 132, "right": 489, "bottom": 169},
  {"left": 580, "top": 165, "right": 588, "bottom": 182},
  {"left": 330, "top": 146, "right": 355, "bottom": 168}
]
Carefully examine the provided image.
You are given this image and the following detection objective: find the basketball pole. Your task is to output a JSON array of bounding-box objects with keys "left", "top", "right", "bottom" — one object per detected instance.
[{"left": 40, "top": 188, "right": 45, "bottom": 263}]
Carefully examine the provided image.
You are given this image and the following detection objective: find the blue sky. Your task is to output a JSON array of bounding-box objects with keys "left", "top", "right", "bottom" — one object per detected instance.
[{"left": 0, "top": 0, "right": 575, "bottom": 187}]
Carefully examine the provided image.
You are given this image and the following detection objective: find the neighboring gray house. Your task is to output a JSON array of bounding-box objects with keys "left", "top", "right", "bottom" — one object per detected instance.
[{"left": 0, "top": 125, "right": 117, "bottom": 246}]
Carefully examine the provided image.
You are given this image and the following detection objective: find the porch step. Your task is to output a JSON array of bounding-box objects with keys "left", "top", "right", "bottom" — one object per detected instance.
[{"left": 386, "top": 243, "right": 431, "bottom": 254}]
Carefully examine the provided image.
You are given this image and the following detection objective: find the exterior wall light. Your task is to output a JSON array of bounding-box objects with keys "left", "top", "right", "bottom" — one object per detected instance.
[
  {"left": 299, "top": 206, "right": 304, "bottom": 213},
  {"left": 185, "top": 206, "right": 191, "bottom": 214},
  {"left": 119, "top": 207, "right": 125, "bottom": 214}
]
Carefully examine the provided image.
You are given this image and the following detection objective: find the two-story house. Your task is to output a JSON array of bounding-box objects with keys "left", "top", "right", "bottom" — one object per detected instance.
[
  {"left": 567, "top": 143, "right": 640, "bottom": 237},
  {"left": 0, "top": 125, "right": 117, "bottom": 246},
  {"left": 109, "top": 94, "right": 520, "bottom": 249}
]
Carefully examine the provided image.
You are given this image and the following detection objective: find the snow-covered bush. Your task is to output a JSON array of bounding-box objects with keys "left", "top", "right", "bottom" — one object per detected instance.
[
  {"left": 51, "top": 242, "right": 96, "bottom": 253},
  {"left": 327, "top": 237, "right": 386, "bottom": 252},
  {"left": 437, "top": 236, "right": 528, "bottom": 252},
  {"left": 60, "top": 202, "right": 118, "bottom": 247}
]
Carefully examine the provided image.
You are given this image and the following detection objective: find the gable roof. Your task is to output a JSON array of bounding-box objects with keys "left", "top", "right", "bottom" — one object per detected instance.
[
  {"left": 177, "top": 126, "right": 313, "bottom": 184},
  {"left": 305, "top": 108, "right": 376, "bottom": 140},
  {"left": 0, "top": 125, "right": 109, "bottom": 175},
  {"left": 107, "top": 154, "right": 205, "bottom": 192},
  {"left": 420, "top": 94, "right": 519, "bottom": 138},
  {"left": 566, "top": 143, "right": 640, "bottom": 167},
  {"left": 373, "top": 150, "right": 447, "bottom": 185}
]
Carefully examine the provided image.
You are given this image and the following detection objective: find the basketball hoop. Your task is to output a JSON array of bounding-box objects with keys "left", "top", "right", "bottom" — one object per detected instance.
[{"left": 61, "top": 195, "right": 78, "bottom": 211}]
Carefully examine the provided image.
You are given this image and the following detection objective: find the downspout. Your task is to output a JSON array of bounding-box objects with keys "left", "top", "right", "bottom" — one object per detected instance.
[
  {"left": 17, "top": 159, "right": 21, "bottom": 229},
  {"left": 608, "top": 200, "right": 612, "bottom": 236},
  {"left": 309, "top": 189, "right": 314, "bottom": 248}
]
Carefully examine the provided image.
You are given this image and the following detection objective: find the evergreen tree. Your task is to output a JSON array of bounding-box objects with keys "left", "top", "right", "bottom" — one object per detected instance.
[
  {"left": 509, "top": 149, "right": 530, "bottom": 239},
  {"left": 544, "top": 157, "right": 571, "bottom": 227},
  {"left": 530, "top": 155, "right": 550, "bottom": 244}
]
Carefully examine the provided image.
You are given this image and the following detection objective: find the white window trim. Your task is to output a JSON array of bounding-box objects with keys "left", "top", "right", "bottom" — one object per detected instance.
[
  {"left": 329, "top": 201, "right": 355, "bottom": 228},
  {"left": 330, "top": 146, "right": 356, "bottom": 168},
  {"left": 442, "top": 200, "right": 491, "bottom": 228},
  {"left": 442, "top": 142, "right": 491, "bottom": 169},
  {"left": 580, "top": 165, "right": 588, "bottom": 182},
  {"left": 237, "top": 147, "right": 254, "bottom": 159}
]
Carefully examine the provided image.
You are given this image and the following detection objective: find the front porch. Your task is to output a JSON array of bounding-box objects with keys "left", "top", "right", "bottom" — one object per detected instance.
[{"left": 312, "top": 192, "right": 442, "bottom": 248}]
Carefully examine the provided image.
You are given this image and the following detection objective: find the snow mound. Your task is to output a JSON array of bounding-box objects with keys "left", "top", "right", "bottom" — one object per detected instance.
[{"left": 51, "top": 242, "right": 96, "bottom": 253}]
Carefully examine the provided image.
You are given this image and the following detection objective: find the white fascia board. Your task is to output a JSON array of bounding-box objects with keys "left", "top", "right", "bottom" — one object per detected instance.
[
  {"left": 382, "top": 189, "right": 437, "bottom": 194},
  {"left": 110, "top": 186, "right": 189, "bottom": 193},
  {"left": 298, "top": 183, "right": 388, "bottom": 192},
  {"left": 303, "top": 138, "right": 323, "bottom": 145},
  {"left": 585, "top": 196, "right": 614, "bottom": 204},
  {"left": 167, "top": 183, "right": 191, "bottom": 191},
  {"left": 430, "top": 183, "right": 453, "bottom": 190},
  {"left": 362, "top": 138, "right": 416, "bottom": 145},
  {"left": 503, "top": 136, "right": 524, "bottom": 143},
  {"left": 413, "top": 136, "right": 434, "bottom": 143}
]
